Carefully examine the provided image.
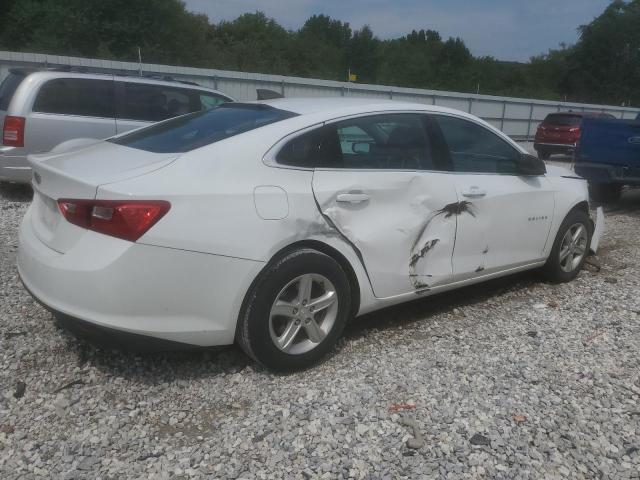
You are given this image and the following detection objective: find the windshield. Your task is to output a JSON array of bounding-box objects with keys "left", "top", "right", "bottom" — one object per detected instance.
[
  {"left": 544, "top": 114, "right": 582, "bottom": 126},
  {"left": 0, "top": 72, "right": 27, "bottom": 111},
  {"left": 110, "top": 103, "right": 298, "bottom": 153}
]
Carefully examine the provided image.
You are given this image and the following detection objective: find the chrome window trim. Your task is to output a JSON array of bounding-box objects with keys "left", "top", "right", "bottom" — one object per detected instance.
[
  {"left": 263, "top": 109, "right": 435, "bottom": 172},
  {"left": 262, "top": 109, "right": 541, "bottom": 177}
]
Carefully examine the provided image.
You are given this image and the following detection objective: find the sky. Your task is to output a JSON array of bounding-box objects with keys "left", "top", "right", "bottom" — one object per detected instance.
[{"left": 183, "top": 0, "right": 613, "bottom": 62}]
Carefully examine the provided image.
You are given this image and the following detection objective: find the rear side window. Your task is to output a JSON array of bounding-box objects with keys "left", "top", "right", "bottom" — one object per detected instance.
[
  {"left": 119, "top": 83, "right": 199, "bottom": 122},
  {"left": 432, "top": 115, "right": 520, "bottom": 174},
  {"left": 277, "top": 113, "right": 437, "bottom": 170},
  {"left": 110, "top": 104, "right": 298, "bottom": 153},
  {"left": 0, "top": 72, "right": 27, "bottom": 111},
  {"left": 544, "top": 114, "right": 582, "bottom": 126},
  {"left": 33, "top": 78, "right": 114, "bottom": 118}
]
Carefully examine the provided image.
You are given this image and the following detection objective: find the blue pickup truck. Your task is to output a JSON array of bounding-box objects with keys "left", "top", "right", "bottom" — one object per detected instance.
[{"left": 574, "top": 114, "right": 640, "bottom": 202}]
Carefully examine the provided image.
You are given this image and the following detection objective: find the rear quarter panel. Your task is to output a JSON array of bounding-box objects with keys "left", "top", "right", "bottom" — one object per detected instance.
[{"left": 95, "top": 124, "right": 376, "bottom": 315}]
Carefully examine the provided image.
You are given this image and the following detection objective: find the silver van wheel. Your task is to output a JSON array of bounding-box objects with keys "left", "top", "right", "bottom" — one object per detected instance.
[
  {"left": 559, "top": 223, "right": 588, "bottom": 273},
  {"left": 268, "top": 273, "right": 338, "bottom": 355}
]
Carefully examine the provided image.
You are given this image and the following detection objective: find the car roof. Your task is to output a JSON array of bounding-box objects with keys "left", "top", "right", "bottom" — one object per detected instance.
[
  {"left": 16, "top": 70, "right": 231, "bottom": 97},
  {"left": 546, "top": 111, "right": 611, "bottom": 118},
  {"left": 257, "top": 97, "right": 472, "bottom": 118}
]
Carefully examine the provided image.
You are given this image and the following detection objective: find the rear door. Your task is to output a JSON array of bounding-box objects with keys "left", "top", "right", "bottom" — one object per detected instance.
[
  {"left": 27, "top": 77, "right": 117, "bottom": 153},
  {"left": 428, "top": 114, "right": 554, "bottom": 280},
  {"left": 307, "top": 112, "right": 459, "bottom": 298}
]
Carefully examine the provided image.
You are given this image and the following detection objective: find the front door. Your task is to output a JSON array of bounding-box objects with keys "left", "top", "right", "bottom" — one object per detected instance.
[
  {"left": 427, "top": 114, "right": 555, "bottom": 281},
  {"left": 310, "top": 112, "right": 459, "bottom": 298}
]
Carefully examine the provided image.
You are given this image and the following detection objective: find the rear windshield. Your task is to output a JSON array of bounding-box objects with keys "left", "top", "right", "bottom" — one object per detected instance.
[
  {"left": 109, "top": 103, "right": 297, "bottom": 153},
  {"left": 544, "top": 114, "right": 582, "bottom": 126},
  {"left": 0, "top": 71, "right": 27, "bottom": 110}
]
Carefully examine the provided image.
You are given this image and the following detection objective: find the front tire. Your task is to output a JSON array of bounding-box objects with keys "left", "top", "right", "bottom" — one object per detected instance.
[
  {"left": 542, "top": 209, "right": 592, "bottom": 283},
  {"left": 237, "top": 249, "right": 351, "bottom": 371}
]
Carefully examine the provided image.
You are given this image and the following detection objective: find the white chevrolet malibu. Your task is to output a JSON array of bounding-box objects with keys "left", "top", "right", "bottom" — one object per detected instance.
[{"left": 18, "top": 98, "right": 603, "bottom": 370}]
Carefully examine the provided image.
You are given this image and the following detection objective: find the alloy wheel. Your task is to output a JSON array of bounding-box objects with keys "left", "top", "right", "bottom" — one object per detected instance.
[
  {"left": 559, "top": 223, "right": 588, "bottom": 273},
  {"left": 268, "top": 273, "right": 339, "bottom": 355}
]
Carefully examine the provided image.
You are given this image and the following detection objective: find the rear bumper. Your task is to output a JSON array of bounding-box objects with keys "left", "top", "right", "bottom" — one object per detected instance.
[
  {"left": 18, "top": 206, "right": 265, "bottom": 347},
  {"left": 574, "top": 162, "right": 640, "bottom": 186},
  {"left": 23, "top": 280, "right": 200, "bottom": 352},
  {"left": 534, "top": 142, "right": 577, "bottom": 152},
  {"left": 0, "top": 152, "right": 31, "bottom": 183}
]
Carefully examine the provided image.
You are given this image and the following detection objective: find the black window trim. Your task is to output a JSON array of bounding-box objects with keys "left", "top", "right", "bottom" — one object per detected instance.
[
  {"left": 266, "top": 110, "right": 447, "bottom": 172},
  {"left": 426, "top": 112, "right": 528, "bottom": 177},
  {"left": 31, "top": 77, "right": 116, "bottom": 120}
]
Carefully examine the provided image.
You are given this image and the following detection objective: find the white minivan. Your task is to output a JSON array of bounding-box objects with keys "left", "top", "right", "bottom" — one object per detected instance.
[{"left": 0, "top": 69, "right": 233, "bottom": 183}]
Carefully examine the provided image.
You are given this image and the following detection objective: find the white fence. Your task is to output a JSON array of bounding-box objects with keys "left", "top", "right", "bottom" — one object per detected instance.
[{"left": 1, "top": 50, "right": 638, "bottom": 140}]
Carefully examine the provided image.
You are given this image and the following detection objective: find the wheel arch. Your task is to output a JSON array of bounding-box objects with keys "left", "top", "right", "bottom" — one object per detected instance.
[
  {"left": 235, "top": 240, "right": 362, "bottom": 340},
  {"left": 569, "top": 200, "right": 589, "bottom": 215}
]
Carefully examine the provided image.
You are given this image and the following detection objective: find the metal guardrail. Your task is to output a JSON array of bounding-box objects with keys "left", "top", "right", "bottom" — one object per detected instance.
[{"left": 1, "top": 50, "right": 637, "bottom": 141}]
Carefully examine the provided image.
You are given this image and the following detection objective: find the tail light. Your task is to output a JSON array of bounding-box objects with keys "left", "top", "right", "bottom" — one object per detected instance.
[
  {"left": 57, "top": 199, "right": 170, "bottom": 242},
  {"left": 569, "top": 126, "right": 581, "bottom": 140},
  {"left": 3, "top": 116, "right": 25, "bottom": 147}
]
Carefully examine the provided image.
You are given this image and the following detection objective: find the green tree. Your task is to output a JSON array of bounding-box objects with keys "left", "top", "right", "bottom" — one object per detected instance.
[
  {"left": 0, "top": 1, "right": 637, "bottom": 106},
  {"left": 564, "top": 0, "right": 640, "bottom": 105}
]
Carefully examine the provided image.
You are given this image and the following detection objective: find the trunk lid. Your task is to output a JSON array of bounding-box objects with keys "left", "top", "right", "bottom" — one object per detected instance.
[
  {"left": 29, "top": 141, "right": 178, "bottom": 253},
  {"left": 538, "top": 114, "right": 582, "bottom": 143}
]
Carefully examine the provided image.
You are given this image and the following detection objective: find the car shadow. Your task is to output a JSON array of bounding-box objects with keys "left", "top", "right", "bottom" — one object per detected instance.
[
  {"left": 342, "top": 270, "right": 539, "bottom": 342},
  {"left": 0, "top": 182, "right": 33, "bottom": 202},
  {"left": 599, "top": 187, "right": 640, "bottom": 217},
  {"left": 59, "top": 269, "right": 544, "bottom": 382},
  {"left": 56, "top": 326, "right": 253, "bottom": 382}
]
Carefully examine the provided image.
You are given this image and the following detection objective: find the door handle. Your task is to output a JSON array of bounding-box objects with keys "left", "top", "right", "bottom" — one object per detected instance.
[
  {"left": 461, "top": 186, "right": 487, "bottom": 198},
  {"left": 336, "top": 192, "right": 370, "bottom": 204}
]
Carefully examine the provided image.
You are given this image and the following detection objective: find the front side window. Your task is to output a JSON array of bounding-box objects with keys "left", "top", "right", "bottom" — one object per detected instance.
[
  {"left": 432, "top": 115, "right": 520, "bottom": 174},
  {"left": 33, "top": 78, "right": 114, "bottom": 118},
  {"left": 199, "top": 93, "right": 229, "bottom": 110},
  {"left": 276, "top": 113, "right": 436, "bottom": 170},
  {"left": 110, "top": 103, "right": 297, "bottom": 153}
]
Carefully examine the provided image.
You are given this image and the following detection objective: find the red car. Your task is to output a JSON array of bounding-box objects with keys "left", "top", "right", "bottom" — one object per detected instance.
[{"left": 534, "top": 111, "right": 615, "bottom": 159}]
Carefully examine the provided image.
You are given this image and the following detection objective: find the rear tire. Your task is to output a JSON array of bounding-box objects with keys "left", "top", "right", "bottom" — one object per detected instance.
[
  {"left": 588, "top": 183, "right": 621, "bottom": 203},
  {"left": 237, "top": 249, "right": 351, "bottom": 372},
  {"left": 542, "top": 209, "right": 592, "bottom": 283}
]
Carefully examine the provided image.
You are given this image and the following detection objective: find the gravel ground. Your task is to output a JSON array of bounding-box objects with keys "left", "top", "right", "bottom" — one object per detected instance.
[{"left": 1, "top": 181, "right": 639, "bottom": 479}]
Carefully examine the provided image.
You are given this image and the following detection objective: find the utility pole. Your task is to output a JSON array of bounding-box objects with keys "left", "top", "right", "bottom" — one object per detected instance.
[{"left": 137, "top": 47, "right": 143, "bottom": 76}]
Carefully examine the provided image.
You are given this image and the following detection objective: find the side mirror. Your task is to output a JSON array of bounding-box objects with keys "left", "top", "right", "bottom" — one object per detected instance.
[{"left": 517, "top": 153, "right": 546, "bottom": 176}]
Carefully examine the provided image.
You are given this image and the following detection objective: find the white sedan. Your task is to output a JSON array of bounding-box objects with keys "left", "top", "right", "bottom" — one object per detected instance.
[{"left": 18, "top": 98, "right": 602, "bottom": 370}]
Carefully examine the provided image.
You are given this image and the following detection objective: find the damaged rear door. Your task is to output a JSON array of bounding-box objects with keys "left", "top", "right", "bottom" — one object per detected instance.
[{"left": 310, "top": 113, "right": 460, "bottom": 298}]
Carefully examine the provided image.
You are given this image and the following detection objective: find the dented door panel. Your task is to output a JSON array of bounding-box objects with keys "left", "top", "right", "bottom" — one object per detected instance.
[
  {"left": 312, "top": 169, "right": 459, "bottom": 298},
  {"left": 450, "top": 174, "right": 555, "bottom": 280}
]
